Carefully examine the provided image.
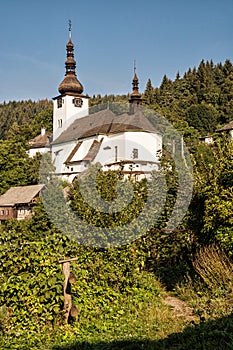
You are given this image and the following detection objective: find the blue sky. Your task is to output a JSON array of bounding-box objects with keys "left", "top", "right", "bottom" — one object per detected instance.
[{"left": 0, "top": 0, "right": 232, "bottom": 102}]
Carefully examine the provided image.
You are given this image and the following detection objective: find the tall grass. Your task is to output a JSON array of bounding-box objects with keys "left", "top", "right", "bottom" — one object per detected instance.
[{"left": 193, "top": 244, "right": 233, "bottom": 291}]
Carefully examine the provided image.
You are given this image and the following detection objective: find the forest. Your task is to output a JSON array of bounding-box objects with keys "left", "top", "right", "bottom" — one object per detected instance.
[{"left": 0, "top": 59, "right": 233, "bottom": 349}]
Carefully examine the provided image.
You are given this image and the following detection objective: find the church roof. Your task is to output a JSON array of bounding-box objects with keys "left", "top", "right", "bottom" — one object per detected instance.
[
  {"left": 58, "top": 35, "right": 83, "bottom": 95},
  {"left": 52, "top": 108, "right": 160, "bottom": 145},
  {"left": 0, "top": 184, "right": 44, "bottom": 206}
]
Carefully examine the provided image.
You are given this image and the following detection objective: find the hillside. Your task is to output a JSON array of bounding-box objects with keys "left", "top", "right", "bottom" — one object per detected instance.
[
  {"left": 1, "top": 59, "right": 232, "bottom": 141},
  {"left": 0, "top": 99, "right": 52, "bottom": 140}
]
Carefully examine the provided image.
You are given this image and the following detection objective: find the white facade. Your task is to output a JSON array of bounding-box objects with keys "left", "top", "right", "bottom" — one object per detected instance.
[
  {"left": 53, "top": 95, "right": 89, "bottom": 140},
  {"left": 52, "top": 128, "right": 162, "bottom": 182},
  {"left": 27, "top": 146, "right": 50, "bottom": 158},
  {"left": 96, "top": 132, "right": 161, "bottom": 166}
]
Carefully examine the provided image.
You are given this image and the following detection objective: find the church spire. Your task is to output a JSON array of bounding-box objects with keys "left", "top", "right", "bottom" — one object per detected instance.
[
  {"left": 129, "top": 60, "right": 142, "bottom": 110},
  {"left": 58, "top": 21, "right": 84, "bottom": 95}
]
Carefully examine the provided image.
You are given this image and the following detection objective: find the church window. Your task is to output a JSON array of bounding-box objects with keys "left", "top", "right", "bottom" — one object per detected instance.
[
  {"left": 132, "top": 148, "right": 138, "bottom": 159},
  {"left": 114, "top": 146, "right": 118, "bottom": 161},
  {"left": 58, "top": 119, "right": 63, "bottom": 128},
  {"left": 57, "top": 98, "right": 62, "bottom": 108}
]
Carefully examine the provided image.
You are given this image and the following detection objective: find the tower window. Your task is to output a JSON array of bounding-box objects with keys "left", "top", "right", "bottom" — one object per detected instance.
[
  {"left": 132, "top": 148, "right": 138, "bottom": 159},
  {"left": 58, "top": 119, "right": 63, "bottom": 128},
  {"left": 57, "top": 98, "right": 62, "bottom": 108}
]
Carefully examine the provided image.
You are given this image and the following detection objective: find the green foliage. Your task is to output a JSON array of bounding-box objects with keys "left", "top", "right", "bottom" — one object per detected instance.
[
  {"left": 185, "top": 103, "right": 217, "bottom": 135},
  {"left": 0, "top": 221, "right": 64, "bottom": 332},
  {"left": 190, "top": 138, "right": 233, "bottom": 251},
  {"left": 0, "top": 209, "right": 172, "bottom": 348},
  {"left": 140, "top": 59, "right": 233, "bottom": 135},
  {"left": 143, "top": 79, "right": 156, "bottom": 105},
  {"left": 69, "top": 165, "right": 148, "bottom": 228},
  {"left": 0, "top": 140, "right": 31, "bottom": 194},
  {"left": 0, "top": 99, "right": 52, "bottom": 140}
]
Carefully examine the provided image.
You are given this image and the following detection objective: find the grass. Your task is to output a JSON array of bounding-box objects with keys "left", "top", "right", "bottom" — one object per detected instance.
[
  {"left": 0, "top": 273, "right": 190, "bottom": 350},
  {"left": 2, "top": 245, "right": 233, "bottom": 349}
]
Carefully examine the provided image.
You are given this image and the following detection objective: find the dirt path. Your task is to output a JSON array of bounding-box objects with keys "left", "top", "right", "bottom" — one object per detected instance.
[{"left": 163, "top": 295, "right": 198, "bottom": 322}]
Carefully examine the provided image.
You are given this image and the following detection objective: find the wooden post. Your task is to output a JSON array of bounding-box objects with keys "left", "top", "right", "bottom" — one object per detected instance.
[{"left": 58, "top": 258, "right": 79, "bottom": 323}]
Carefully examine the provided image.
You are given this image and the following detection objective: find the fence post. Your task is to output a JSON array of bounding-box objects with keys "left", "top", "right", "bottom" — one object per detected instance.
[{"left": 58, "top": 257, "right": 79, "bottom": 323}]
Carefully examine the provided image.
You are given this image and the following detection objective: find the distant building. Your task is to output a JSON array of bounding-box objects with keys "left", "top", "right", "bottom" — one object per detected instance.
[
  {"left": 0, "top": 184, "right": 44, "bottom": 221},
  {"left": 199, "top": 135, "right": 214, "bottom": 144},
  {"left": 28, "top": 128, "right": 52, "bottom": 158},
  {"left": 218, "top": 121, "right": 233, "bottom": 140},
  {"left": 50, "top": 28, "right": 162, "bottom": 182}
]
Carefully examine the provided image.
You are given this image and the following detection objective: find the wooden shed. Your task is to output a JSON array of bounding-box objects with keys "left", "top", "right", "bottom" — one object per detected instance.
[{"left": 0, "top": 184, "right": 44, "bottom": 221}]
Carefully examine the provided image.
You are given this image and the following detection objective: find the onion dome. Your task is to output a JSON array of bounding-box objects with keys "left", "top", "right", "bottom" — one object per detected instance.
[{"left": 58, "top": 37, "right": 84, "bottom": 95}]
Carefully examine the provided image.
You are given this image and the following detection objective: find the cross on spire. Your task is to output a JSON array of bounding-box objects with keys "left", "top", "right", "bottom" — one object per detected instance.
[
  {"left": 134, "top": 59, "right": 136, "bottom": 75},
  {"left": 68, "top": 19, "right": 72, "bottom": 39},
  {"left": 58, "top": 22, "right": 84, "bottom": 95}
]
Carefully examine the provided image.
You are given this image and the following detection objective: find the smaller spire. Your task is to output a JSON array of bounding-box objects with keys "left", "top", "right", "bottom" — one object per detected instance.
[{"left": 129, "top": 60, "right": 142, "bottom": 110}]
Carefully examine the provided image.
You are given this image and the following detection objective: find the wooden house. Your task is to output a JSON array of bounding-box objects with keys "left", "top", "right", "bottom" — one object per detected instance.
[{"left": 0, "top": 184, "right": 44, "bottom": 221}]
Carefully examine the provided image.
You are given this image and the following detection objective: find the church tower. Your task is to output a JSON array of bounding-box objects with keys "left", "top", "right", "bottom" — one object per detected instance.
[
  {"left": 53, "top": 23, "right": 89, "bottom": 140},
  {"left": 129, "top": 61, "right": 142, "bottom": 114}
]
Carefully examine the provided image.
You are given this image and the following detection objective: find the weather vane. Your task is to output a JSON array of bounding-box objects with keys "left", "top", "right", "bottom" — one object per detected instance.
[{"left": 69, "top": 20, "right": 72, "bottom": 39}]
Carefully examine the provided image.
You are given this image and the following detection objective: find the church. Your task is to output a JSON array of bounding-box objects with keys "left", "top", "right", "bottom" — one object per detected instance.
[{"left": 44, "top": 28, "right": 162, "bottom": 182}]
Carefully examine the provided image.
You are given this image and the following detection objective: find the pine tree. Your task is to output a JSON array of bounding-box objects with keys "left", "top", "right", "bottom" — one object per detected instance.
[{"left": 143, "top": 79, "right": 155, "bottom": 105}]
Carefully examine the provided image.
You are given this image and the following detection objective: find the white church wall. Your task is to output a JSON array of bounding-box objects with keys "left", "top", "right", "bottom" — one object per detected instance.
[
  {"left": 52, "top": 140, "right": 76, "bottom": 174},
  {"left": 95, "top": 131, "right": 162, "bottom": 166},
  {"left": 95, "top": 134, "right": 126, "bottom": 164},
  {"left": 122, "top": 131, "right": 162, "bottom": 163}
]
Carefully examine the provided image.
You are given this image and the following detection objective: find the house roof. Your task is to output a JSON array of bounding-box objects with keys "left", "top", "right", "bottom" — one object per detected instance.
[
  {"left": 0, "top": 184, "right": 44, "bottom": 206},
  {"left": 52, "top": 108, "right": 160, "bottom": 145},
  {"left": 218, "top": 120, "right": 233, "bottom": 132},
  {"left": 29, "top": 132, "right": 52, "bottom": 148}
]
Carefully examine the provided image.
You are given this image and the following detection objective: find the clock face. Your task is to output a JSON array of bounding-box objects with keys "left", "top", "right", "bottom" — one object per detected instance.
[{"left": 73, "top": 98, "right": 83, "bottom": 107}]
